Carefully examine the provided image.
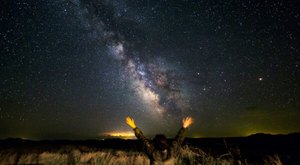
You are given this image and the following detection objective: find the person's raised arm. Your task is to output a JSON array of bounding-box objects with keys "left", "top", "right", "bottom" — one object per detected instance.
[
  {"left": 126, "top": 116, "right": 154, "bottom": 154},
  {"left": 173, "top": 117, "right": 193, "bottom": 148}
]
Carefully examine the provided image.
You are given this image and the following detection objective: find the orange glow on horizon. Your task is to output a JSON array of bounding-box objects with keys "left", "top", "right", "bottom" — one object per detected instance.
[{"left": 102, "top": 131, "right": 136, "bottom": 139}]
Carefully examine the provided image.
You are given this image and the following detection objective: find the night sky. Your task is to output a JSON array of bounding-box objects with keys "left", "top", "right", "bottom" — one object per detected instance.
[{"left": 1, "top": 0, "right": 299, "bottom": 140}]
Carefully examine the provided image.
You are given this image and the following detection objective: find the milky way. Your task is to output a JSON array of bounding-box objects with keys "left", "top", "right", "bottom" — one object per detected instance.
[{"left": 78, "top": 0, "right": 188, "bottom": 117}]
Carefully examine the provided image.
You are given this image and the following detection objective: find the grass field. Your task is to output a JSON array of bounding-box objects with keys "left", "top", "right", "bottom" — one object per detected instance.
[
  {"left": 0, "top": 145, "right": 282, "bottom": 165},
  {"left": 2, "top": 133, "right": 299, "bottom": 165}
]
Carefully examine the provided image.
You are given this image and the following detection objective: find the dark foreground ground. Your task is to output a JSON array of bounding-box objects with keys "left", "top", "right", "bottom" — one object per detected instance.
[{"left": 0, "top": 133, "right": 299, "bottom": 164}]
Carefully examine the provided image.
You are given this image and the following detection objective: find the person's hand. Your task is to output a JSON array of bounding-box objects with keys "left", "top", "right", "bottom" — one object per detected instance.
[
  {"left": 126, "top": 116, "right": 136, "bottom": 129},
  {"left": 182, "top": 117, "right": 193, "bottom": 128}
]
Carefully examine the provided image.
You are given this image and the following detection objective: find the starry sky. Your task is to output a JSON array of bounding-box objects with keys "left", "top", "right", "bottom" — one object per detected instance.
[{"left": 1, "top": 0, "right": 299, "bottom": 140}]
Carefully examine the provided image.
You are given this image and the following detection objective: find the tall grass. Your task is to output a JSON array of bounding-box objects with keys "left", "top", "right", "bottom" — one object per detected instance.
[{"left": 0, "top": 145, "right": 282, "bottom": 165}]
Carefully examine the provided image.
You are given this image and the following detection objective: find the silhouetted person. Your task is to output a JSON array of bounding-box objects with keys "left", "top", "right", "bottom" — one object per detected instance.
[{"left": 126, "top": 116, "right": 193, "bottom": 165}]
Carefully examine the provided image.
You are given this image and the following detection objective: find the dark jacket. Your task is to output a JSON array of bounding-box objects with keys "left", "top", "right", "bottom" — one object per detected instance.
[{"left": 133, "top": 127, "right": 186, "bottom": 165}]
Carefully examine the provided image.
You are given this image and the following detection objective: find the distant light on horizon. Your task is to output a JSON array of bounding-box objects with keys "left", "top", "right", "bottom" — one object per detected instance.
[{"left": 102, "top": 131, "right": 136, "bottom": 139}]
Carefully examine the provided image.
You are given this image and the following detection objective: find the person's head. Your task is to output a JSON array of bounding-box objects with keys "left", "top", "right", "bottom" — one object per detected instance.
[{"left": 153, "top": 134, "right": 169, "bottom": 151}]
